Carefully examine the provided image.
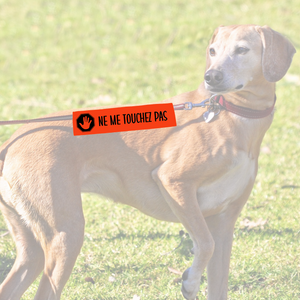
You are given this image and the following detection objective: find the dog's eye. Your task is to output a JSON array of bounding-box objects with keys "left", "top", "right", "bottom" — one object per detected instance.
[
  {"left": 209, "top": 48, "right": 216, "bottom": 56},
  {"left": 236, "top": 47, "right": 249, "bottom": 55}
]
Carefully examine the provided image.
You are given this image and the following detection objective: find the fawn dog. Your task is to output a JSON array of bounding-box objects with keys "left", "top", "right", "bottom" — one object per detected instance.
[{"left": 0, "top": 25, "right": 296, "bottom": 299}]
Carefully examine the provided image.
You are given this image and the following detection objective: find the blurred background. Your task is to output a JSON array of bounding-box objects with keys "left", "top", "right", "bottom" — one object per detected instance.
[{"left": 0, "top": 0, "right": 298, "bottom": 127}]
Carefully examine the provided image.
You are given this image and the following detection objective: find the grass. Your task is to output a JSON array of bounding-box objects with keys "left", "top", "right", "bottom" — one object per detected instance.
[{"left": 0, "top": 0, "right": 299, "bottom": 299}]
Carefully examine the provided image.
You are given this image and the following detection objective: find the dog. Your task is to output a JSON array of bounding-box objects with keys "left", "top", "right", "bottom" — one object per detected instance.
[{"left": 0, "top": 25, "right": 296, "bottom": 300}]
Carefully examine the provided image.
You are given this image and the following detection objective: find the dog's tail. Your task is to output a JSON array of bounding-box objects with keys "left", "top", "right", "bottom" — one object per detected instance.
[
  {"left": 0, "top": 178, "right": 17, "bottom": 233},
  {"left": 0, "top": 160, "right": 4, "bottom": 177},
  {"left": 0, "top": 169, "right": 20, "bottom": 231},
  {"left": 0, "top": 139, "right": 10, "bottom": 177},
  {"left": 0, "top": 187, "right": 13, "bottom": 215}
]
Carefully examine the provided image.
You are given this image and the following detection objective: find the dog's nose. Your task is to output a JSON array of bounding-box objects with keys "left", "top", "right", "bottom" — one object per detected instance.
[{"left": 204, "top": 70, "right": 223, "bottom": 86}]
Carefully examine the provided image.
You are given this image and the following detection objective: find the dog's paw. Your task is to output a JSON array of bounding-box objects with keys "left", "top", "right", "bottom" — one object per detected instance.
[{"left": 181, "top": 267, "right": 200, "bottom": 300}]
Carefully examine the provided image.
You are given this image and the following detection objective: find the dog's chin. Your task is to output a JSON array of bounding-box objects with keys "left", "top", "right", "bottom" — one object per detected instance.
[{"left": 205, "top": 83, "right": 244, "bottom": 94}]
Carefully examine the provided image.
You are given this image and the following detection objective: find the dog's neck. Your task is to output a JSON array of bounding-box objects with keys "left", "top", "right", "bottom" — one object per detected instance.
[{"left": 224, "top": 81, "right": 276, "bottom": 111}]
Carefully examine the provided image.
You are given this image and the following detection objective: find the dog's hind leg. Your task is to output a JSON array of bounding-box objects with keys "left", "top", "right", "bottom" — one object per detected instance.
[
  {"left": 152, "top": 165, "right": 215, "bottom": 300},
  {"left": 0, "top": 195, "right": 45, "bottom": 300},
  {"left": 33, "top": 229, "right": 84, "bottom": 300},
  {"left": 33, "top": 191, "right": 85, "bottom": 300}
]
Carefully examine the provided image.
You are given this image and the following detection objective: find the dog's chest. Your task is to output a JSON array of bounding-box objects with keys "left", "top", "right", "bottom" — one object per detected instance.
[{"left": 197, "top": 152, "right": 256, "bottom": 214}]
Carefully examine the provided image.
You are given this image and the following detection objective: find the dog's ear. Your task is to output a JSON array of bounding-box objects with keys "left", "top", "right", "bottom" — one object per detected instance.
[
  {"left": 205, "top": 27, "right": 222, "bottom": 71},
  {"left": 256, "top": 25, "right": 296, "bottom": 82}
]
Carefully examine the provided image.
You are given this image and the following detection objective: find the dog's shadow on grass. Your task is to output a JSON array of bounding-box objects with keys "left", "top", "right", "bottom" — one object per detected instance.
[
  {"left": 95, "top": 230, "right": 195, "bottom": 258},
  {"left": 236, "top": 226, "right": 298, "bottom": 237},
  {"left": 102, "top": 231, "right": 176, "bottom": 241}
]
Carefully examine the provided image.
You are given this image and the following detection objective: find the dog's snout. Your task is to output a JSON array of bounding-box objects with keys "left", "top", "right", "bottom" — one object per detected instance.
[{"left": 204, "top": 70, "right": 223, "bottom": 86}]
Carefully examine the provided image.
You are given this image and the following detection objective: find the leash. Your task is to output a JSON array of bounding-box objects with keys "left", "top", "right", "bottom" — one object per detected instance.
[
  {"left": 0, "top": 114, "right": 72, "bottom": 126},
  {"left": 0, "top": 95, "right": 275, "bottom": 126}
]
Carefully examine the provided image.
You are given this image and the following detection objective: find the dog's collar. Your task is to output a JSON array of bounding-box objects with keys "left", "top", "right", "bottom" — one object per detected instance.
[
  {"left": 217, "top": 95, "right": 276, "bottom": 119},
  {"left": 174, "top": 94, "right": 276, "bottom": 120}
]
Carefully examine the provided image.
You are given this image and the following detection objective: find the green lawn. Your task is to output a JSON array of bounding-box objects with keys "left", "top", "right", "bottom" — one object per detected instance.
[{"left": 0, "top": 0, "right": 299, "bottom": 299}]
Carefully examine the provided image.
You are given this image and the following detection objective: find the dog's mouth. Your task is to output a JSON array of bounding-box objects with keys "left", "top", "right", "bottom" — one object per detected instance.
[
  {"left": 205, "top": 83, "right": 244, "bottom": 93},
  {"left": 235, "top": 84, "right": 244, "bottom": 90},
  {"left": 205, "top": 85, "right": 229, "bottom": 94}
]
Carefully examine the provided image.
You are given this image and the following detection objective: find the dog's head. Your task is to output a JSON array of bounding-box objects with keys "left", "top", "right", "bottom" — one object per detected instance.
[{"left": 204, "top": 25, "right": 296, "bottom": 94}]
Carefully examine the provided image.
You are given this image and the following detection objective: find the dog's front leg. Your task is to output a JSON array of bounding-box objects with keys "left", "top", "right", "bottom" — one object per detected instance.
[
  {"left": 205, "top": 213, "right": 236, "bottom": 300},
  {"left": 152, "top": 165, "right": 215, "bottom": 300},
  {"left": 205, "top": 198, "right": 248, "bottom": 300}
]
